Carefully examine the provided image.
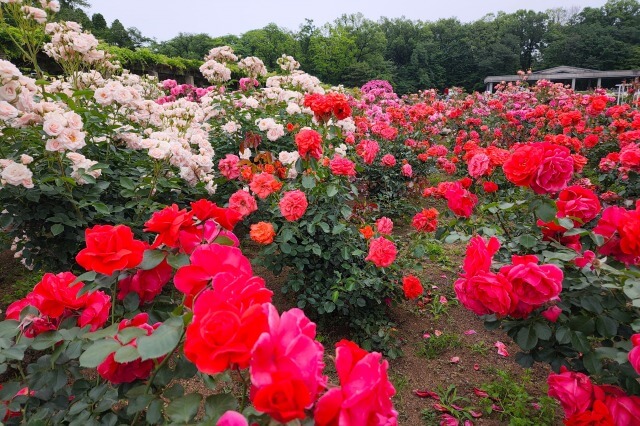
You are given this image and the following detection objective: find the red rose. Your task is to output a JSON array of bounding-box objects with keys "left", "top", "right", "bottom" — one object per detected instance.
[
  {"left": 252, "top": 374, "right": 312, "bottom": 423},
  {"left": 365, "top": 237, "right": 397, "bottom": 268},
  {"left": 462, "top": 235, "right": 501, "bottom": 277},
  {"left": 31, "top": 272, "right": 86, "bottom": 317},
  {"left": 444, "top": 182, "right": 478, "bottom": 218},
  {"left": 76, "top": 225, "right": 145, "bottom": 275},
  {"left": 184, "top": 276, "right": 272, "bottom": 374},
  {"left": 144, "top": 204, "right": 195, "bottom": 248},
  {"left": 78, "top": 290, "right": 111, "bottom": 331},
  {"left": 249, "top": 173, "right": 283, "bottom": 199},
  {"left": 564, "top": 400, "right": 614, "bottom": 426},
  {"left": 118, "top": 260, "right": 172, "bottom": 305},
  {"left": 542, "top": 306, "right": 563, "bottom": 323},
  {"left": 556, "top": 186, "right": 601, "bottom": 225},
  {"left": 402, "top": 275, "right": 423, "bottom": 300},
  {"left": 97, "top": 313, "right": 160, "bottom": 384},
  {"left": 483, "top": 181, "right": 499, "bottom": 193},
  {"left": 329, "top": 155, "right": 357, "bottom": 177},
  {"left": 500, "top": 255, "right": 563, "bottom": 307},
  {"left": 412, "top": 208, "right": 439, "bottom": 232},
  {"left": 295, "top": 129, "right": 323, "bottom": 160},
  {"left": 250, "top": 305, "right": 326, "bottom": 423},
  {"left": 190, "top": 199, "right": 242, "bottom": 230},
  {"left": 503, "top": 144, "right": 543, "bottom": 187},
  {"left": 279, "top": 190, "right": 308, "bottom": 221}
]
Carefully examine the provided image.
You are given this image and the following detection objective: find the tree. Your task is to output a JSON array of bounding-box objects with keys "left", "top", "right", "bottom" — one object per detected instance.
[{"left": 106, "top": 19, "right": 133, "bottom": 49}]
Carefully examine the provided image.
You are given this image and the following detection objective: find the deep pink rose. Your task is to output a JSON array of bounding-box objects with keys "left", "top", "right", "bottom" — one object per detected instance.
[
  {"left": 462, "top": 235, "right": 501, "bottom": 277},
  {"left": 216, "top": 411, "right": 248, "bottom": 426},
  {"left": 500, "top": 255, "right": 563, "bottom": 307},
  {"left": 250, "top": 305, "right": 326, "bottom": 423},
  {"left": 444, "top": 182, "right": 478, "bottom": 218},
  {"left": 556, "top": 186, "right": 601, "bottom": 225},
  {"left": 218, "top": 154, "right": 241, "bottom": 179},
  {"left": 375, "top": 217, "right": 393, "bottom": 235},
  {"left": 541, "top": 306, "right": 562, "bottom": 323},
  {"left": 454, "top": 272, "right": 515, "bottom": 317},
  {"left": 314, "top": 340, "right": 398, "bottom": 425},
  {"left": 628, "top": 334, "right": 640, "bottom": 376},
  {"left": 381, "top": 154, "right": 396, "bottom": 167},
  {"left": 548, "top": 367, "right": 595, "bottom": 418},
  {"left": 78, "top": 291, "right": 111, "bottom": 331},
  {"left": 468, "top": 153, "right": 491, "bottom": 178},
  {"left": 530, "top": 143, "right": 574, "bottom": 194},
  {"left": 118, "top": 260, "right": 172, "bottom": 305}
]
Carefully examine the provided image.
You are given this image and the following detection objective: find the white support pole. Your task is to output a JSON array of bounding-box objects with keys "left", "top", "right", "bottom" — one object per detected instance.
[
  {"left": 597, "top": 77, "right": 602, "bottom": 88},
  {"left": 571, "top": 78, "right": 576, "bottom": 90}
]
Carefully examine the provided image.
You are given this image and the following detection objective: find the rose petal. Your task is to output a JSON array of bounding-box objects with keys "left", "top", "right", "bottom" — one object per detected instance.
[
  {"left": 473, "top": 363, "right": 480, "bottom": 371},
  {"left": 434, "top": 330, "right": 443, "bottom": 337},
  {"left": 450, "top": 356, "right": 460, "bottom": 363},
  {"left": 473, "top": 388, "right": 489, "bottom": 398},
  {"left": 463, "top": 329, "right": 477, "bottom": 335},
  {"left": 413, "top": 389, "right": 440, "bottom": 400}
]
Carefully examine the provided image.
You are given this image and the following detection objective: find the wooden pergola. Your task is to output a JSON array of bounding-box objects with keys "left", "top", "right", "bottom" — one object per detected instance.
[{"left": 484, "top": 66, "right": 640, "bottom": 92}]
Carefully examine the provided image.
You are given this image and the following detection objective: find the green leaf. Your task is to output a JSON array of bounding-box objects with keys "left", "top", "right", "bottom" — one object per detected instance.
[
  {"left": 301, "top": 175, "right": 315, "bottom": 189},
  {"left": 280, "top": 242, "right": 292, "bottom": 254},
  {"left": 595, "top": 317, "right": 618, "bottom": 338},
  {"left": 326, "top": 185, "right": 338, "bottom": 197},
  {"left": 570, "top": 331, "right": 591, "bottom": 353},
  {"left": 92, "top": 203, "right": 110, "bottom": 214},
  {"left": 167, "top": 253, "right": 189, "bottom": 269},
  {"left": 137, "top": 318, "right": 183, "bottom": 361},
  {"left": 73, "top": 271, "right": 97, "bottom": 285},
  {"left": 280, "top": 228, "right": 293, "bottom": 243},
  {"left": 318, "top": 222, "right": 330, "bottom": 233},
  {"left": 583, "top": 352, "right": 602, "bottom": 375},
  {"left": 114, "top": 345, "right": 140, "bottom": 363},
  {"left": 555, "top": 326, "right": 571, "bottom": 344},
  {"left": 518, "top": 234, "right": 537, "bottom": 248},
  {"left": 535, "top": 201, "right": 556, "bottom": 222},
  {"left": 516, "top": 326, "right": 538, "bottom": 351},
  {"left": 146, "top": 399, "right": 163, "bottom": 424},
  {"left": 204, "top": 394, "right": 238, "bottom": 422},
  {"left": 165, "top": 393, "right": 202, "bottom": 423},
  {"left": 340, "top": 206, "right": 352, "bottom": 219},
  {"left": 533, "top": 322, "right": 552, "bottom": 340},
  {"left": 0, "top": 321, "right": 20, "bottom": 339},
  {"left": 51, "top": 224, "right": 64, "bottom": 236},
  {"left": 139, "top": 250, "right": 166, "bottom": 270},
  {"left": 120, "top": 176, "right": 136, "bottom": 191},
  {"left": 123, "top": 292, "right": 140, "bottom": 312},
  {"left": 31, "top": 331, "right": 62, "bottom": 350},
  {"left": 79, "top": 339, "right": 122, "bottom": 368}
]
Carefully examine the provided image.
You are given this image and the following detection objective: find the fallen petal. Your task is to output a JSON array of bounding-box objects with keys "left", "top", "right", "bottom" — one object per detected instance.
[
  {"left": 473, "top": 363, "right": 480, "bottom": 371},
  {"left": 463, "top": 329, "right": 477, "bottom": 335},
  {"left": 494, "top": 341, "right": 509, "bottom": 357},
  {"left": 413, "top": 389, "right": 440, "bottom": 400},
  {"left": 473, "top": 388, "right": 489, "bottom": 398},
  {"left": 450, "top": 356, "right": 460, "bottom": 363},
  {"left": 470, "top": 410, "right": 483, "bottom": 418},
  {"left": 435, "top": 329, "right": 443, "bottom": 337},
  {"left": 433, "top": 403, "right": 450, "bottom": 413}
]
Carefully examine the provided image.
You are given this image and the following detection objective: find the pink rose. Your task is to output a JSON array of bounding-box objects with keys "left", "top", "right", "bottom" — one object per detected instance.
[
  {"left": 381, "top": 154, "right": 396, "bottom": 167},
  {"left": 365, "top": 237, "right": 397, "bottom": 268},
  {"left": 628, "top": 334, "right": 640, "bottom": 376},
  {"left": 375, "top": 217, "right": 393, "bottom": 235},
  {"left": 218, "top": 154, "right": 241, "bottom": 180},
  {"left": 401, "top": 163, "right": 413, "bottom": 177},
  {"left": 468, "top": 153, "right": 491, "bottom": 178},
  {"left": 462, "top": 235, "right": 501, "bottom": 277},
  {"left": 228, "top": 190, "right": 258, "bottom": 219},
  {"left": 279, "top": 190, "right": 308, "bottom": 221},
  {"left": 216, "top": 411, "right": 248, "bottom": 426},
  {"left": 556, "top": 186, "right": 601, "bottom": 225},
  {"left": 454, "top": 272, "right": 515, "bottom": 317}
]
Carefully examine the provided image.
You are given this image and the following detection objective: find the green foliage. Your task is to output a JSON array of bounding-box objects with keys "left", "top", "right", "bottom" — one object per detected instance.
[
  {"left": 417, "top": 332, "right": 461, "bottom": 359},
  {"left": 102, "top": 45, "right": 202, "bottom": 73},
  {"left": 479, "top": 370, "right": 558, "bottom": 425}
]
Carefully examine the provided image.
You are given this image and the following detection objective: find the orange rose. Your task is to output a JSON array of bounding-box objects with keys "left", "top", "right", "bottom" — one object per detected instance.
[
  {"left": 359, "top": 225, "right": 374, "bottom": 240},
  {"left": 250, "top": 222, "right": 276, "bottom": 245}
]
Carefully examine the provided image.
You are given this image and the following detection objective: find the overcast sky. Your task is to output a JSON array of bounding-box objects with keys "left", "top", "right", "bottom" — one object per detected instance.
[{"left": 87, "top": 0, "right": 608, "bottom": 42}]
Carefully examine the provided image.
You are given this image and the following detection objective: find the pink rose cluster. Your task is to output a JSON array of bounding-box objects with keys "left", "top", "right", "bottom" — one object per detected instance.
[{"left": 454, "top": 236, "right": 563, "bottom": 319}]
